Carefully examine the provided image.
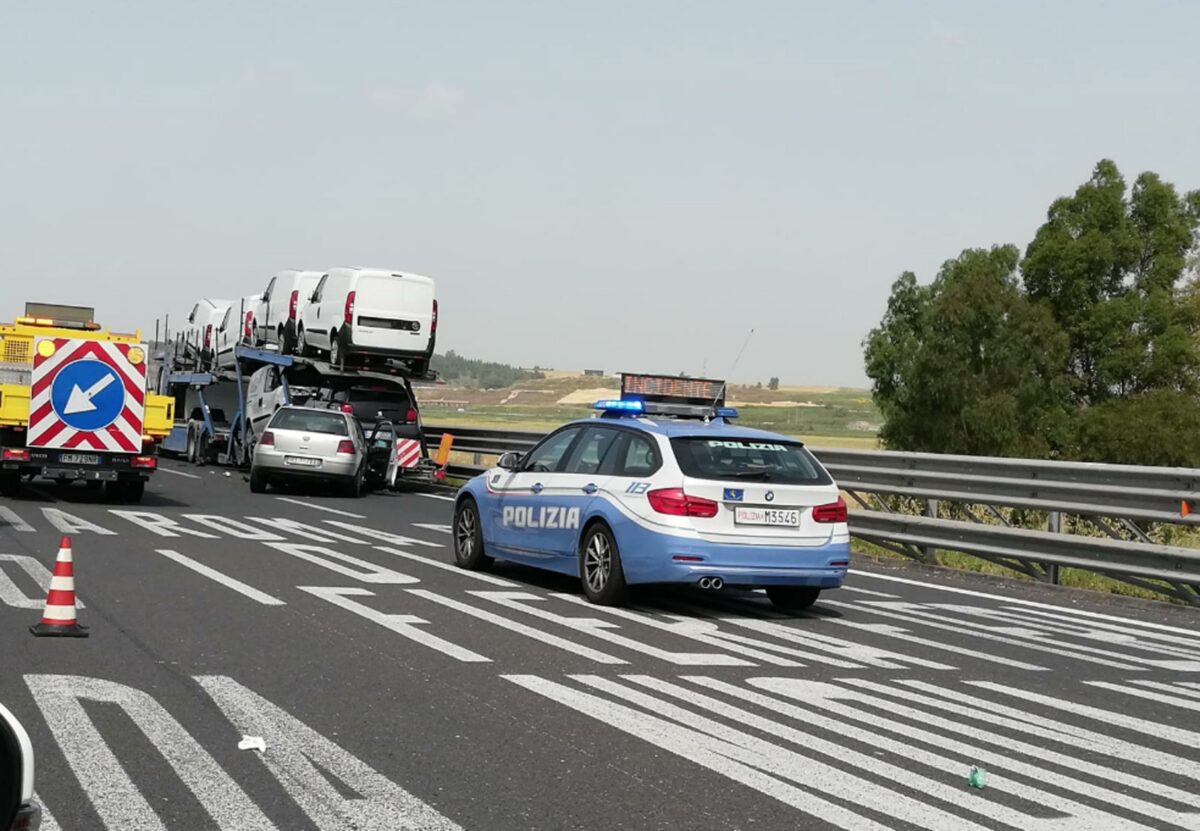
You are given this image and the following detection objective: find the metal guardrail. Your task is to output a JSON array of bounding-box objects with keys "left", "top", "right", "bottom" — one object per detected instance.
[{"left": 423, "top": 424, "right": 1200, "bottom": 605}]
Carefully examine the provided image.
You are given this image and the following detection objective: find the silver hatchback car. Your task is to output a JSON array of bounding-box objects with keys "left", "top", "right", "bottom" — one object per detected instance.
[{"left": 250, "top": 406, "right": 373, "bottom": 496}]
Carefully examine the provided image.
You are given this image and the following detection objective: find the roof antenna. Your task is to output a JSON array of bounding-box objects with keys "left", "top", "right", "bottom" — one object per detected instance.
[
  {"left": 730, "top": 328, "right": 754, "bottom": 378},
  {"left": 707, "top": 328, "right": 752, "bottom": 421}
]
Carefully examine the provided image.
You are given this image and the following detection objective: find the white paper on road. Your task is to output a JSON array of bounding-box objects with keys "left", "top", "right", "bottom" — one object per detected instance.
[
  {"left": 197, "top": 675, "right": 464, "bottom": 831},
  {"left": 25, "top": 675, "right": 277, "bottom": 831}
]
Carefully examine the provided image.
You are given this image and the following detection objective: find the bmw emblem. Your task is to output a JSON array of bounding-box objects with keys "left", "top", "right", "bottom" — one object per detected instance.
[{"left": 765, "top": 490, "right": 775, "bottom": 502}]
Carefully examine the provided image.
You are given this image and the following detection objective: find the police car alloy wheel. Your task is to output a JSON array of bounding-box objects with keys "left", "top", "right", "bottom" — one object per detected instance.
[
  {"left": 453, "top": 499, "right": 493, "bottom": 570},
  {"left": 579, "top": 524, "right": 627, "bottom": 606}
]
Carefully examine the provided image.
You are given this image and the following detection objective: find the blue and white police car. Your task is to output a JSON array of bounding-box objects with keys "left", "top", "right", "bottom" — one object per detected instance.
[{"left": 451, "top": 374, "right": 850, "bottom": 611}]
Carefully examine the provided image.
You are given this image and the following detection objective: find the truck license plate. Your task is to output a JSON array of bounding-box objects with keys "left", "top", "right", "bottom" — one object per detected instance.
[
  {"left": 284, "top": 456, "right": 321, "bottom": 468},
  {"left": 60, "top": 453, "right": 100, "bottom": 466},
  {"left": 734, "top": 507, "right": 800, "bottom": 526}
]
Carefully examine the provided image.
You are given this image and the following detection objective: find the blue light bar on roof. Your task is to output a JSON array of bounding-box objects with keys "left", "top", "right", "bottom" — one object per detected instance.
[
  {"left": 594, "top": 399, "right": 644, "bottom": 413},
  {"left": 716, "top": 407, "right": 739, "bottom": 419}
]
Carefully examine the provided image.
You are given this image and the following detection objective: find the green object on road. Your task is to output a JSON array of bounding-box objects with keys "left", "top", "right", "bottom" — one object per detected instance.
[{"left": 968, "top": 766, "right": 987, "bottom": 789}]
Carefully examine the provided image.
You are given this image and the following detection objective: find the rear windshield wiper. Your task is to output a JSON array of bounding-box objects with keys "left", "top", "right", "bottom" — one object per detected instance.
[{"left": 723, "top": 470, "right": 774, "bottom": 481}]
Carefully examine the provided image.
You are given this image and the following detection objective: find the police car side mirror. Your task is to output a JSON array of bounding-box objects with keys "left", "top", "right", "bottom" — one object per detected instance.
[{"left": 497, "top": 452, "right": 522, "bottom": 471}]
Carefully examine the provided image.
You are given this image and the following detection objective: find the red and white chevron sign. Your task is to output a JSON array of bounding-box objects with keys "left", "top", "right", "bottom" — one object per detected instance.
[
  {"left": 28, "top": 337, "right": 147, "bottom": 452},
  {"left": 395, "top": 438, "right": 422, "bottom": 469}
]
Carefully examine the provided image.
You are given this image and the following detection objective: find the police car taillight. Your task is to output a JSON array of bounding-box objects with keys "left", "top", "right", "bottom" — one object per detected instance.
[
  {"left": 812, "top": 497, "right": 848, "bottom": 523},
  {"left": 647, "top": 488, "right": 719, "bottom": 518},
  {"left": 289, "top": 290, "right": 299, "bottom": 320}
]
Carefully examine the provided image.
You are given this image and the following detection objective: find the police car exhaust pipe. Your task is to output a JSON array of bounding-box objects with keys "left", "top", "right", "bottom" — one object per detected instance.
[{"left": 698, "top": 577, "right": 724, "bottom": 590}]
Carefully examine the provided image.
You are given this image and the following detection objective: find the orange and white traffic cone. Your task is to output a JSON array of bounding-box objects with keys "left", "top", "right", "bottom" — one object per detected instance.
[{"left": 30, "top": 536, "right": 88, "bottom": 638}]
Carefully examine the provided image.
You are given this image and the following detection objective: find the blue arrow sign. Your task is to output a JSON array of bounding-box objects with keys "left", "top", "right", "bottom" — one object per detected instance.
[{"left": 50, "top": 359, "right": 126, "bottom": 432}]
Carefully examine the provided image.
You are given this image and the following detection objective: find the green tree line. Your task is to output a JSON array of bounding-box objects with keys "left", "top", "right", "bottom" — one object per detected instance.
[
  {"left": 430, "top": 350, "right": 544, "bottom": 389},
  {"left": 865, "top": 159, "right": 1200, "bottom": 466}
]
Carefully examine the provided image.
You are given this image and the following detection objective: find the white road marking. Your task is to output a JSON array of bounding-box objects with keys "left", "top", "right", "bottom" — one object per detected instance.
[
  {"left": 1126, "top": 680, "right": 1200, "bottom": 701},
  {"left": 839, "top": 585, "right": 900, "bottom": 598},
  {"left": 262, "top": 542, "right": 418, "bottom": 584},
  {"left": 413, "top": 523, "right": 452, "bottom": 534},
  {"left": 0, "top": 505, "right": 34, "bottom": 532},
  {"left": 373, "top": 546, "right": 518, "bottom": 586},
  {"left": 556, "top": 596, "right": 804, "bottom": 667},
  {"left": 416, "top": 492, "right": 455, "bottom": 502},
  {"left": 752, "top": 676, "right": 1200, "bottom": 826},
  {"left": 1086, "top": 680, "right": 1200, "bottom": 711},
  {"left": 506, "top": 674, "right": 894, "bottom": 831},
  {"left": 322, "top": 520, "right": 443, "bottom": 548},
  {"left": 854, "top": 569, "right": 1200, "bottom": 636},
  {"left": 626, "top": 674, "right": 1148, "bottom": 831},
  {"left": 247, "top": 516, "right": 371, "bottom": 545},
  {"left": 409, "top": 589, "right": 627, "bottom": 664},
  {"left": 108, "top": 510, "right": 217, "bottom": 539},
  {"left": 712, "top": 612, "right": 954, "bottom": 671},
  {"left": 156, "top": 549, "right": 285, "bottom": 606},
  {"left": 34, "top": 795, "right": 60, "bottom": 831},
  {"left": 0, "top": 554, "right": 84, "bottom": 610},
  {"left": 826, "top": 600, "right": 1147, "bottom": 671},
  {"left": 827, "top": 619, "right": 1046, "bottom": 671},
  {"left": 157, "top": 466, "right": 201, "bottom": 479},
  {"left": 182, "top": 514, "right": 285, "bottom": 541},
  {"left": 299, "top": 586, "right": 489, "bottom": 662},
  {"left": 274, "top": 497, "right": 366, "bottom": 518},
  {"left": 926, "top": 679, "right": 1200, "bottom": 763},
  {"left": 41, "top": 508, "right": 115, "bottom": 536},
  {"left": 25, "top": 675, "right": 277, "bottom": 830},
  {"left": 196, "top": 675, "right": 464, "bottom": 830},
  {"left": 477, "top": 591, "right": 751, "bottom": 666}
]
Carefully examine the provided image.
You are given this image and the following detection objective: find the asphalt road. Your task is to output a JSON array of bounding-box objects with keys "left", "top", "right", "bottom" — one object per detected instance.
[{"left": 2, "top": 459, "right": 1199, "bottom": 830}]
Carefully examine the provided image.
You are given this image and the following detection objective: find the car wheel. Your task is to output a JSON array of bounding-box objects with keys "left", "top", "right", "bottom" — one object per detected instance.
[
  {"left": 249, "top": 468, "right": 267, "bottom": 493},
  {"left": 185, "top": 430, "right": 196, "bottom": 463},
  {"left": 765, "top": 586, "right": 820, "bottom": 612},
  {"left": 0, "top": 472, "right": 21, "bottom": 498},
  {"left": 343, "top": 464, "right": 364, "bottom": 498},
  {"left": 453, "top": 498, "right": 493, "bottom": 570},
  {"left": 298, "top": 327, "right": 314, "bottom": 358},
  {"left": 579, "top": 523, "right": 628, "bottom": 606}
]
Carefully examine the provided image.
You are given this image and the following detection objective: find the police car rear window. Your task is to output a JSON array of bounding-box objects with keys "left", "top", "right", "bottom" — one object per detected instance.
[
  {"left": 670, "top": 438, "right": 831, "bottom": 485},
  {"left": 268, "top": 409, "right": 350, "bottom": 436}
]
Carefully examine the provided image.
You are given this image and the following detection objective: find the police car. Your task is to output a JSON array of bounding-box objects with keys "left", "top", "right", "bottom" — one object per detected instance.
[{"left": 452, "top": 374, "right": 850, "bottom": 610}]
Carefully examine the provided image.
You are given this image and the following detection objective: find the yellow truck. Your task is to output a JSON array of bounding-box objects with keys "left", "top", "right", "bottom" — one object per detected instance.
[{"left": 0, "top": 303, "right": 173, "bottom": 501}]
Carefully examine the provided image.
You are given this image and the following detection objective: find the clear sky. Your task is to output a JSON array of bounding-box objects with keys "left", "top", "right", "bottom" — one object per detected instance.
[{"left": 3, "top": 1, "right": 1198, "bottom": 387}]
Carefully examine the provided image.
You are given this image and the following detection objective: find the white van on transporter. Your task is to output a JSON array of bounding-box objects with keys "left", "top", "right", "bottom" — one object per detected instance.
[
  {"left": 255, "top": 269, "right": 325, "bottom": 353},
  {"left": 297, "top": 267, "right": 437, "bottom": 375}
]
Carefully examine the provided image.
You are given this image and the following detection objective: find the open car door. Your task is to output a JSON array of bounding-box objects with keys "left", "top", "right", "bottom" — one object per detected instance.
[{"left": 365, "top": 421, "right": 397, "bottom": 490}]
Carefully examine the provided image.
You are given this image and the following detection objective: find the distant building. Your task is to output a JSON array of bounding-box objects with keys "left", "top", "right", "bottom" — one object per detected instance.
[{"left": 583, "top": 369, "right": 605, "bottom": 377}]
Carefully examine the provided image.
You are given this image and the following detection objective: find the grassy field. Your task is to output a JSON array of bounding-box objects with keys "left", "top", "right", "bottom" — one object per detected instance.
[{"left": 417, "top": 380, "right": 882, "bottom": 448}]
